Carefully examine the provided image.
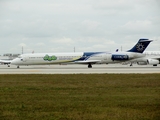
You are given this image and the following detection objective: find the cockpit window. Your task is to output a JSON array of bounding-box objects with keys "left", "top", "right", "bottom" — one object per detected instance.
[{"left": 18, "top": 55, "right": 22, "bottom": 58}]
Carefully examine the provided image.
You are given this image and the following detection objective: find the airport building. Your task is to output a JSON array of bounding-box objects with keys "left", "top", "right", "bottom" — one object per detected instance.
[{"left": 0, "top": 53, "right": 20, "bottom": 60}]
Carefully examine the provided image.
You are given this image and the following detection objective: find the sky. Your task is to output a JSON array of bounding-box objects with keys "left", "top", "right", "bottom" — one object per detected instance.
[{"left": 0, "top": 0, "right": 160, "bottom": 55}]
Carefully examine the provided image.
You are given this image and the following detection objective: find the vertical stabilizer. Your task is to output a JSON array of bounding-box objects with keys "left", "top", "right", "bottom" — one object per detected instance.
[{"left": 127, "top": 39, "right": 152, "bottom": 53}]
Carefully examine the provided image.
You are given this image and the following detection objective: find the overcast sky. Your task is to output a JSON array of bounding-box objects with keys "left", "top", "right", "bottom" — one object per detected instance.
[{"left": 0, "top": 0, "right": 160, "bottom": 55}]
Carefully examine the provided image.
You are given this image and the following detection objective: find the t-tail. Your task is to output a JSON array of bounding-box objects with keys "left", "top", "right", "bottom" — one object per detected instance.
[{"left": 127, "top": 39, "right": 153, "bottom": 53}]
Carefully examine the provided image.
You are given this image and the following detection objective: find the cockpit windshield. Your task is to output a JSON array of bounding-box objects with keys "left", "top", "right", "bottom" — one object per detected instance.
[{"left": 18, "top": 55, "right": 22, "bottom": 58}]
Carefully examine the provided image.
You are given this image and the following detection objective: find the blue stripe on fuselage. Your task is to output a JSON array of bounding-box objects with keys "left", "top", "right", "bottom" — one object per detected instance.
[{"left": 77, "top": 52, "right": 105, "bottom": 61}]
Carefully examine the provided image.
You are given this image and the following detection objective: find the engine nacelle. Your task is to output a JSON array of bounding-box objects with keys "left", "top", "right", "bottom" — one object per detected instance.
[
  {"left": 147, "top": 59, "right": 160, "bottom": 65},
  {"left": 137, "top": 59, "right": 159, "bottom": 65},
  {"left": 137, "top": 61, "right": 147, "bottom": 65}
]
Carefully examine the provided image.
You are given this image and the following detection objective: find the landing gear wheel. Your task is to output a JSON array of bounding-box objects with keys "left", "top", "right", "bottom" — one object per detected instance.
[
  {"left": 88, "top": 63, "right": 92, "bottom": 68},
  {"left": 153, "top": 64, "right": 157, "bottom": 66},
  {"left": 17, "top": 66, "right": 20, "bottom": 68}
]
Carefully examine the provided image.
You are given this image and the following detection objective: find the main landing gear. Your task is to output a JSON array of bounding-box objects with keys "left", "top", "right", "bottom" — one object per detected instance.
[
  {"left": 88, "top": 63, "right": 92, "bottom": 68},
  {"left": 17, "top": 66, "right": 20, "bottom": 68}
]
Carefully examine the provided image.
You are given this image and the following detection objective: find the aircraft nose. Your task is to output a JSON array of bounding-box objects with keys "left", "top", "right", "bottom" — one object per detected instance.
[{"left": 11, "top": 58, "right": 19, "bottom": 65}]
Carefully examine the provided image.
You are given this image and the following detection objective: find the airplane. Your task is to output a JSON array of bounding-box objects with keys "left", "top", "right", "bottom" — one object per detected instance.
[
  {"left": 0, "top": 54, "right": 19, "bottom": 67},
  {"left": 130, "top": 51, "right": 160, "bottom": 66},
  {"left": 8, "top": 38, "right": 152, "bottom": 68},
  {"left": 0, "top": 60, "right": 12, "bottom": 67}
]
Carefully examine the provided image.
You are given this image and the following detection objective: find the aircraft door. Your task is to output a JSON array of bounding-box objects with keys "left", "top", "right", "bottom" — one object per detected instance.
[
  {"left": 104, "top": 53, "right": 111, "bottom": 63},
  {"left": 101, "top": 53, "right": 107, "bottom": 63}
]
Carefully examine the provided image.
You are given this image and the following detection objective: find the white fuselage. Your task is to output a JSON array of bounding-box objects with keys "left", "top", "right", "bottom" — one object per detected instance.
[
  {"left": 129, "top": 51, "right": 160, "bottom": 65},
  {"left": 11, "top": 52, "right": 145, "bottom": 66}
]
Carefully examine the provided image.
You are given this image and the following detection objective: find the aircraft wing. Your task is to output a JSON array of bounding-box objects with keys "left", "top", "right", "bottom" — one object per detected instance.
[
  {"left": 141, "top": 55, "right": 160, "bottom": 60},
  {"left": 74, "top": 60, "right": 101, "bottom": 64},
  {"left": 150, "top": 56, "right": 160, "bottom": 60},
  {"left": 0, "top": 60, "right": 12, "bottom": 64}
]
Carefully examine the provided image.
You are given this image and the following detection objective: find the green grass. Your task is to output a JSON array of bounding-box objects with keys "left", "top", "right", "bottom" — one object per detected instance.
[{"left": 0, "top": 74, "right": 160, "bottom": 120}]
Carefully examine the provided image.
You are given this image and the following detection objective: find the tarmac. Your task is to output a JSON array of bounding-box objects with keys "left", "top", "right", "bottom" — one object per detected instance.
[{"left": 0, "top": 64, "right": 159, "bottom": 74}]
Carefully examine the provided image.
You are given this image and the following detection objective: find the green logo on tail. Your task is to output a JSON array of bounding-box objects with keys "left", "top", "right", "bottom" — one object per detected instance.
[{"left": 43, "top": 54, "right": 57, "bottom": 61}]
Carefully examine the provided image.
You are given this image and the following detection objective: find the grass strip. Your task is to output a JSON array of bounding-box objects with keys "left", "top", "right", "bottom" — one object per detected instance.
[{"left": 0, "top": 74, "right": 160, "bottom": 120}]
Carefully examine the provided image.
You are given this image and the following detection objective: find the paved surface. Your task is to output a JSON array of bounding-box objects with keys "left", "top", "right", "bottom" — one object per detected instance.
[{"left": 0, "top": 64, "right": 159, "bottom": 74}]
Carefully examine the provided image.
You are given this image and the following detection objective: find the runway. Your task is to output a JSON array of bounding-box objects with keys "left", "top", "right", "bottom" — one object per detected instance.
[{"left": 0, "top": 64, "right": 159, "bottom": 74}]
